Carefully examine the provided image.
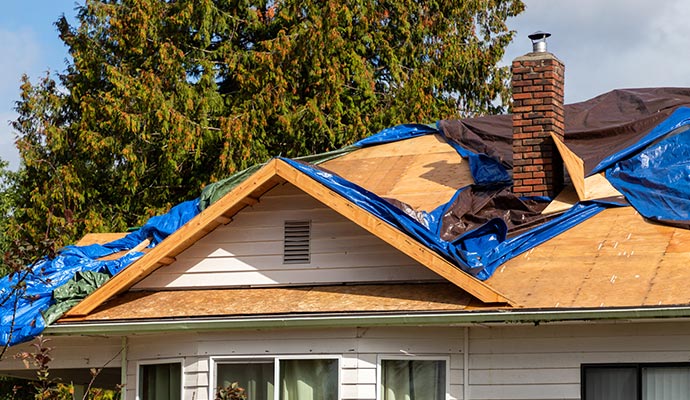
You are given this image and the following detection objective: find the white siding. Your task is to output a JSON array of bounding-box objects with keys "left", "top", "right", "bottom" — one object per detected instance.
[
  {"left": 133, "top": 183, "right": 442, "bottom": 290},
  {"left": 467, "top": 321, "right": 690, "bottom": 400},
  {"left": 122, "top": 327, "right": 465, "bottom": 400},
  {"left": 0, "top": 335, "right": 123, "bottom": 371},
  {"left": 6, "top": 320, "right": 690, "bottom": 399}
]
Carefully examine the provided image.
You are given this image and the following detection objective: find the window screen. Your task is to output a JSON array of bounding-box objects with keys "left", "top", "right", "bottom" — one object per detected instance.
[
  {"left": 280, "top": 359, "right": 337, "bottom": 400},
  {"left": 139, "top": 362, "right": 181, "bottom": 400},
  {"left": 583, "top": 364, "right": 690, "bottom": 400},
  {"left": 217, "top": 361, "right": 275, "bottom": 400},
  {"left": 215, "top": 358, "right": 338, "bottom": 400},
  {"left": 381, "top": 359, "right": 446, "bottom": 400}
]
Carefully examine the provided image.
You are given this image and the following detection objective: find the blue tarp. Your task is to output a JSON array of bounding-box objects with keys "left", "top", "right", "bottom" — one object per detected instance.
[
  {"left": 4, "top": 101, "right": 690, "bottom": 347},
  {"left": 0, "top": 200, "right": 200, "bottom": 347},
  {"left": 607, "top": 124, "right": 690, "bottom": 227}
]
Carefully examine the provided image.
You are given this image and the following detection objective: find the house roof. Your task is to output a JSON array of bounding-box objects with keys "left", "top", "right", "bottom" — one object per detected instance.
[
  {"left": 68, "top": 283, "right": 488, "bottom": 321},
  {"left": 61, "top": 156, "right": 511, "bottom": 322},
  {"left": 47, "top": 88, "right": 690, "bottom": 326}
]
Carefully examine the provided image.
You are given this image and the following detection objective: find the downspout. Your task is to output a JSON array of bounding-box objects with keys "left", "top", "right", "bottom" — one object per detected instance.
[
  {"left": 463, "top": 327, "right": 470, "bottom": 400},
  {"left": 120, "top": 336, "right": 128, "bottom": 391}
]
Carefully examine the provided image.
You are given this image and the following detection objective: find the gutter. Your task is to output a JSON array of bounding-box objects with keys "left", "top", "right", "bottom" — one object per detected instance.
[{"left": 46, "top": 306, "right": 690, "bottom": 336}]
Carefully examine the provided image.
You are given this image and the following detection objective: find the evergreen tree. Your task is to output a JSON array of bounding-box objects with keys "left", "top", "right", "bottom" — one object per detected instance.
[{"left": 9, "top": 0, "right": 523, "bottom": 247}]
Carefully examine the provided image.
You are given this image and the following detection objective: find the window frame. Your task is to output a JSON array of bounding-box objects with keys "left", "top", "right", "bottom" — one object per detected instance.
[
  {"left": 210, "top": 355, "right": 341, "bottom": 400},
  {"left": 136, "top": 358, "right": 184, "bottom": 400},
  {"left": 376, "top": 355, "right": 450, "bottom": 400},
  {"left": 581, "top": 362, "right": 690, "bottom": 400}
]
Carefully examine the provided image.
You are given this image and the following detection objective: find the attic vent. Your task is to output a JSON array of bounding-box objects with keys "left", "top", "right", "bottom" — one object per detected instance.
[{"left": 283, "top": 220, "right": 311, "bottom": 264}]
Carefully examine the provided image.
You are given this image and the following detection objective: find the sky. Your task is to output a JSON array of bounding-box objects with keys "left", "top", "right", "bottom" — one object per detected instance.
[{"left": 1, "top": 0, "right": 690, "bottom": 169}]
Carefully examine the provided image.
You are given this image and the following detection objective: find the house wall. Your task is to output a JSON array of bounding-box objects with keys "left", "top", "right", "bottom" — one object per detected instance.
[
  {"left": 121, "top": 319, "right": 690, "bottom": 400},
  {"left": 0, "top": 335, "right": 123, "bottom": 371},
  {"left": 5, "top": 319, "right": 690, "bottom": 399},
  {"left": 133, "top": 183, "right": 442, "bottom": 290}
]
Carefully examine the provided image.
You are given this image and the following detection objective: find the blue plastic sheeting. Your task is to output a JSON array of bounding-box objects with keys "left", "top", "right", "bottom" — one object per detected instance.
[
  {"left": 0, "top": 199, "right": 200, "bottom": 347},
  {"left": 353, "top": 124, "right": 438, "bottom": 147},
  {"left": 607, "top": 126, "right": 690, "bottom": 227},
  {"left": 283, "top": 158, "right": 606, "bottom": 281},
  {"left": 591, "top": 107, "right": 690, "bottom": 174},
  {"left": 436, "top": 135, "right": 511, "bottom": 187}
]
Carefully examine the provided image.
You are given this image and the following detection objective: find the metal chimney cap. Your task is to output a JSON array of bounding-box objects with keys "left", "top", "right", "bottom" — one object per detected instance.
[{"left": 528, "top": 31, "right": 551, "bottom": 52}]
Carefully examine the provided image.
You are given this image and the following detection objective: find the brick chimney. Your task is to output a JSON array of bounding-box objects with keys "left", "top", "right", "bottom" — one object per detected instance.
[{"left": 511, "top": 31, "right": 565, "bottom": 198}]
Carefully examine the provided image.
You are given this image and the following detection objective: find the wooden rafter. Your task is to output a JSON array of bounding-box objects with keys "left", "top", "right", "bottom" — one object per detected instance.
[
  {"left": 64, "top": 161, "right": 284, "bottom": 317},
  {"left": 64, "top": 159, "right": 513, "bottom": 318}
]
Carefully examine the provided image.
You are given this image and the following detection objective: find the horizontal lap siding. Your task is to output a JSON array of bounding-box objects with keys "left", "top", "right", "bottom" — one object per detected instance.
[
  {"left": 11, "top": 321, "right": 690, "bottom": 400},
  {"left": 124, "top": 327, "right": 465, "bottom": 400},
  {"left": 133, "top": 184, "right": 441, "bottom": 290},
  {"left": 468, "top": 321, "right": 690, "bottom": 400},
  {"left": 0, "top": 336, "right": 123, "bottom": 371}
]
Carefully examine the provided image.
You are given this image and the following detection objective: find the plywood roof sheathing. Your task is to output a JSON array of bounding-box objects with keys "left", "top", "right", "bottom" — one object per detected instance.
[
  {"left": 551, "top": 132, "right": 586, "bottom": 200},
  {"left": 542, "top": 185, "right": 579, "bottom": 215},
  {"left": 64, "top": 158, "right": 513, "bottom": 319},
  {"left": 549, "top": 133, "right": 623, "bottom": 207}
]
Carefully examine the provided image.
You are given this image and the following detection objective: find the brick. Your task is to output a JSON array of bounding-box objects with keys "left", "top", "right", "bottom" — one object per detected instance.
[
  {"left": 533, "top": 104, "right": 559, "bottom": 112},
  {"left": 513, "top": 172, "right": 534, "bottom": 179},
  {"left": 522, "top": 98, "right": 544, "bottom": 106},
  {"left": 513, "top": 132, "right": 534, "bottom": 140},
  {"left": 513, "top": 92, "right": 533, "bottom": 100},
  {"left": 534, "top": 91, "right": 560, "bottom": 99},
  {"left": 523, "top": 138, "right": 545, "bottom": 145},
  {"left": 523, "top": 125, "right": 547, "bottom": 133},
  {"left": 512, "top": 80, "right": 534, "bottom": 87},
  {"left": 513, "top": 145, "right": 532, "bottom": 153},
  {"left": 524, "top": 165, "right": 543, "bottom": 172},
  {"left": 511, "top": 106, "right": 532, "bottom": 113},
  {"left": 513, "top": 186, "right": 534, "bottom": 193},
  {"left": 511, "top": 66, "right": 531, "bottom": 74},
  {"left": 512, "top": 159, "right": 532, "bottom": 167},
  {"left": 512, "top": 119, "right": 534, "bottom": 127}
]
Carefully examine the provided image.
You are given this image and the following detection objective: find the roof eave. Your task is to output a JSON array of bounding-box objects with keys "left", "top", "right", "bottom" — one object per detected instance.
[{"left": 49, "top": 305, "right": 690, "bottom": 336}]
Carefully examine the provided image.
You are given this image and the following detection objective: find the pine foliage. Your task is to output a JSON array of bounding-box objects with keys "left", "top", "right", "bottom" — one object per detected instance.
[{"left": 9, "top": 0, "right": 523, "bottom": 247}]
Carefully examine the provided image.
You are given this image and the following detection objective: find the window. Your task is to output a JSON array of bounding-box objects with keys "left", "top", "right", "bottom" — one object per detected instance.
[
  {"left": 214, "top": 357, "right": 338, "bottom": 400},
  {"left": 582, "top": 363, "right": 690, "bottom": 400},
  {"left": 138, "top": 361, "right": 182, "bottom": 400},
  {"left": 217, "top": 361, "right": 274, "bottom": 400},
  {"left": 380, "top": 358, "right": 446, "bottom": 400}
]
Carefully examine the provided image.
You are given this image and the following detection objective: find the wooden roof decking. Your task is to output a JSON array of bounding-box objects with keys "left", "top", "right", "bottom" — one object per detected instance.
[
  {"left": 56, "top": 132, "right": 690, "bottom": 324},
  {"left": 71, "top": 283, "right": 488, "bottom": 321},
  {"left": 487, "top": 206, "right": 690, "bottom": 308},
  {"left": 76, "top": 233, "right": 128, "bottom": 246},
  {"left": 322, "top": 134, "right": 473, "bottom": 212},
  {"left": 61, "top": 155, "right": 510, "bottom": 321}
]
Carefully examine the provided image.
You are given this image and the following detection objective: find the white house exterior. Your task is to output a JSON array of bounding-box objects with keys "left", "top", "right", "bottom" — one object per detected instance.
[{"left": 2, "top": 36, "right": 690, "bottom": 400}]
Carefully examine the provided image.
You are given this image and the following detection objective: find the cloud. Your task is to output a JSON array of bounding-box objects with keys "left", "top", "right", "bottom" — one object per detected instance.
[{"left": 504, "top": 0, "right": 690, "bottom": 103}]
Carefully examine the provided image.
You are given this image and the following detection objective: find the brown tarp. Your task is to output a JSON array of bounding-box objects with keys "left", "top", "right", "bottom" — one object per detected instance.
[{"left": 439, "top": 87, "right": 690, "bottom": 175}]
